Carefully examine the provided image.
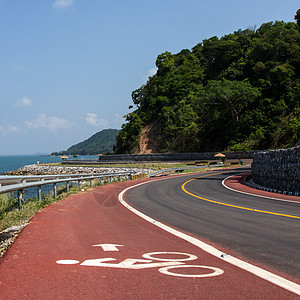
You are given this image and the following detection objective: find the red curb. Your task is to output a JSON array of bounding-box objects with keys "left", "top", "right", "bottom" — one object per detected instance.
[{"left": 224, "top": 173, "right": 300, "bottom": 202}]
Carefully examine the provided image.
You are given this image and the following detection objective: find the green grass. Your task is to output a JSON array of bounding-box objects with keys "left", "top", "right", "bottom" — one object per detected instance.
[
  {"left": 0, "top": 193, "right": 53, "bottom": 232},
  {"left": 58, "top": 161, "right": 223, "bottom": 170},
  {"left": 0, "top": 176, "right": 131, "bottom": 233}
]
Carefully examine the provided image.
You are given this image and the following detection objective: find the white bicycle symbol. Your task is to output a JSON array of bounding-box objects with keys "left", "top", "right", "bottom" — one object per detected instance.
[{"left": 57, "top": 251, "right": 224, "bottom": 278}]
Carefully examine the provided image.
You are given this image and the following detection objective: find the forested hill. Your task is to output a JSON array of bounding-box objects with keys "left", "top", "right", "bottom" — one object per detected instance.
[
  {"left": 115, "top": 12, "right": 300, "bottom": 154},
  {"left": 52, "top": 129, "right": 119, "bottom": 155}
]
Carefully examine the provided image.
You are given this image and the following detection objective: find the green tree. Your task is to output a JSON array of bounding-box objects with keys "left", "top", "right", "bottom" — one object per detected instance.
[
  {"left": 115, "top": 11, "right": 300, "bottom": 154},
  {"left": 295, "top": 9, "right": 300, "bottom": 26}
]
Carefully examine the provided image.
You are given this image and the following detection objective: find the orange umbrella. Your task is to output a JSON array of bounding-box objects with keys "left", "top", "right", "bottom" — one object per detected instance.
[{"left": 214, "top": 153, "right": 225, "bottom": 157}]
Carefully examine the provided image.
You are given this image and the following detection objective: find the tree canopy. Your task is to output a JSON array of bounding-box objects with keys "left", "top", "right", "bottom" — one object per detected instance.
[{"left": 116, "top": 13, "right": 300, "bottom": 154}]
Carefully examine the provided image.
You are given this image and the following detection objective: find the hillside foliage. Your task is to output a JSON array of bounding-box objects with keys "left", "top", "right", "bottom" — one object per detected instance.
[{"left": 115, "top": 13, "right": 300, "bottom": 154}]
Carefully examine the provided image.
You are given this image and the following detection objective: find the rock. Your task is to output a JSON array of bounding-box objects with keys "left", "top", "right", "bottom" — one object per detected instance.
[
  {"left": 4, "top": 164, "right": 154, "bottom": 177},
  {"left": 251, "top": 146, "right": 300, "bottom": 194}
]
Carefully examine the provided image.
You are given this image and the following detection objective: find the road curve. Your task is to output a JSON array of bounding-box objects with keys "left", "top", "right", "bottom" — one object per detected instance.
[
  {"left": 0, "top": 175, "right": 299, "bottom": 298},
  {"left": 125, "top": 167, "right": 300, "bottom": 279}
]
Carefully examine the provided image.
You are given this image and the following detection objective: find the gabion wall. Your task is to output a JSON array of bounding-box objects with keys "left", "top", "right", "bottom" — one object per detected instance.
[{"left": 251, "top": 146, "right": 300, "bottom": 194}]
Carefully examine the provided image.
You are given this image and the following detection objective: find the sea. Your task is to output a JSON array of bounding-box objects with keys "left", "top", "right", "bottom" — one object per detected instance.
[
  {"left": 0, "top": 155, "right": 60, "bottom": 175},
  {"left": 0, "top": 155, "right": 98, "bottom": 199}
]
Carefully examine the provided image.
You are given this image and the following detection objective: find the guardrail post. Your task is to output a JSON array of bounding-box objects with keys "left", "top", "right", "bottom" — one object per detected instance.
[
  {"left": 66, "top": 181, "right": 70, "bottom": 193},
  {"left": 17, "top": 190, "right": 23, "bottom": 210},
  {"left": 53, "top": 183, "right": 57, "bottom": 199},
  {"left": 90, "top": 179, "right": 93, "bottom": 187},
  {"left": 109, "top": 176, "right": 112, "bottom": 183},
  {"left": 78, "top": 181, "right": 81, "bottom": 189},
  {"left": 38, "top": 186, "right": 42, "bottom": 201},
  {"left": 99, "top": 177, "right": 102, "bottom": 185}
]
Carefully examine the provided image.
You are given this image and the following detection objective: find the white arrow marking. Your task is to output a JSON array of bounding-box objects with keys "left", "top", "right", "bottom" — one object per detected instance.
[
  {"left": 80, "top": 258, "right": 184, "bottom": 269},
  {"left": 92, "top": 244, "right": 124, "bottom": 251}
]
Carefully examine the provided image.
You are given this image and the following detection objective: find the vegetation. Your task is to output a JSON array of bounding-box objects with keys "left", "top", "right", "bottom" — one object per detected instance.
[
  {"left": 0, "top": 193, "right": 53, "bottom": 232},
  {"left": 52, "top": 129, "right": 119, "bottom": 156},
  {"left": 0, "top": 174, "right": 129, "bottom": 233},
  {"left": 116, "top": 11, "right": 300, "bottom": 153}
]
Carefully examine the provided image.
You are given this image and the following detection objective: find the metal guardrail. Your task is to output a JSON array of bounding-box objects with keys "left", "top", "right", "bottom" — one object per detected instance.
[
  {"left": 148, "top": 163, "right": 224, "bottom": 178},
  {"left": 0, "top": 171, "right": 134, "bottom": 210},
  {"left": 0, "top": 164, "right": 224, "bottom": 210}
]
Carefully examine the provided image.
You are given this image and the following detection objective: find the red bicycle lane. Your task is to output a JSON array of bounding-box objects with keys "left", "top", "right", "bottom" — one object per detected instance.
[
  {"left": 223, "top": 172, "right": 300, "bottom": 203},
  {"left": 0, "top": 179, "right": 299, "bottom": 299}
]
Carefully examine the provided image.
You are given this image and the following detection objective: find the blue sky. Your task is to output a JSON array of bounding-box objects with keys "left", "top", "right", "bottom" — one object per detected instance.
[{"left": 0, "top": 0, "right": 298, "bottom": 155}]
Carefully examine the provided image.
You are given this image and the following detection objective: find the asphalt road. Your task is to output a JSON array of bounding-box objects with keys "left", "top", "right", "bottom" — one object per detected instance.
[
  {"left": 1, "top": 175, "right": 299, "bottom": 298},
  {"left": 125, "top": 167, "right": 300, "bottom": 279}
]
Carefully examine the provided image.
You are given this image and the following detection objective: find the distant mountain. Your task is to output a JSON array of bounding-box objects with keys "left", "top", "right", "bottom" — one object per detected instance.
[{"left": 52, "top": 129, "right": 119, "bottom": 155}]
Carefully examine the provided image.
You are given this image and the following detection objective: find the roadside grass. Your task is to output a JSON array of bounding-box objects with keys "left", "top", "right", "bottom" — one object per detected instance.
[
  {"left": 0, "top": 190, "right": 65, "bottom": 233},
  {"left": 54, "top": 160, "right": 246, "bottom": 170}
]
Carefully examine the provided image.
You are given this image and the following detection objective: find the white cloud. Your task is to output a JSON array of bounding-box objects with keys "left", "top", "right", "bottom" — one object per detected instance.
[
  {"left": 148, "top": 67, "right": 157, "bottom": 77},
  {"left": 142, "top": 67, "right": 158, "bottom": 83},
  {"left": 25, "top": 114, "right": 73, "bottom": 131},
  {"left": 8, "top": 126, "right": 22, "bottom": 133},
  {"left": 85, "top": 113, "right": 108, "bottom": 127},
  {"left": 15, "top": 97, "right": 32, "bottom": 107},
  {"left": 0, "top": 125, "right": 22, "bottom": 135},
  {"left": 53, "top": 0, "right": 73, "bottom": 9}
]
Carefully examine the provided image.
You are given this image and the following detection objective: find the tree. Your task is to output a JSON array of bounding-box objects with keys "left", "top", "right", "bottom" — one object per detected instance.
[
  {"left": 115, "top": 12, "right": 300, "bottom": 154},
  {"left": 295, "top": 9, "right": 300, "bottom": 26}
]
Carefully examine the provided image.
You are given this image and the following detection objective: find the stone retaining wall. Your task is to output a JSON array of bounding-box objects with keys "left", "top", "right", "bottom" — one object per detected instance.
[
  {"left": 96, "top": 151, "right": 257, "bottom": 162},
  {"left": 251, "top": 146, "right": 300, "bottom": 194}
]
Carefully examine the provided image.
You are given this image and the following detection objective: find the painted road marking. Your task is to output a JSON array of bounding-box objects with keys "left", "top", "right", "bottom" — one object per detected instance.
[
  {"left": 56, "top": 260, "right": 80, "bottom": 265},
  {"left": 56, "top": 248, "right": 223, "bottom": 277},
  {"left": 182, "top": 175, "right": 300, "bottom": 219},
  {"left": 142, "top": 252, "right": 197, "bottom": 262},
  {"left": 81, "top": 258, "right": 182, "bottom": 269},
  {"left": 222, "top": 174, "right": 300, "bottom": 204},
  {"left": 118, "top": 180, "right": 300, "bottom": 296},
  {"left": 159, "top": 265, "right": 224, "bottom": 278},
  {"left": 93, "top": 243, "right": 124, "bottom": 251}
]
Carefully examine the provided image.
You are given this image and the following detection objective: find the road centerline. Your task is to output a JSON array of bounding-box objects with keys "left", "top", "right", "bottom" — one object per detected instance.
[
  {"left": 181, "top": 173, "right": 300, "bottom": 220},
  {"left": 119, "top": 179, "right": 300, "bottom": 296}
]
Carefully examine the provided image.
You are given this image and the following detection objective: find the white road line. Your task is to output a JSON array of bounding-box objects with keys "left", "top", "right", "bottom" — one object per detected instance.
[
  {"left": 93, "top": 243, "right": 123, "bottom": 251},
  {"left": 222, "top": 174, "right": 300, "bottom": 204},
  {"left": 118, "top": 180, "right": 300, "bottom": 296}
]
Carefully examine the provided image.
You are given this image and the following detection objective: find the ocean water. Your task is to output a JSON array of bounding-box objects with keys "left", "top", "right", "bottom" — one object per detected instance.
[
  {"left": 0, "top": 155, "right": 99, "bottom": 174},
  {"left": 0, "top": 155, "right": 61, "bottom": 174},
  {"left": 0, "top": 155, "right": 98, "bottom": 199}
]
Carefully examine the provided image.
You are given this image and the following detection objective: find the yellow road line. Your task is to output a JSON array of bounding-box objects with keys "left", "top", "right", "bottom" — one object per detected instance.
[{"left": 181, "top": 174, "right": 300, "bottom": 220}]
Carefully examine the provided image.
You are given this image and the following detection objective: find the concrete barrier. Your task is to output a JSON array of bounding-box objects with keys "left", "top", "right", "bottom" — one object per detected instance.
[{"left": 97, "top": 151, "right": 257, "bottom": 162}]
